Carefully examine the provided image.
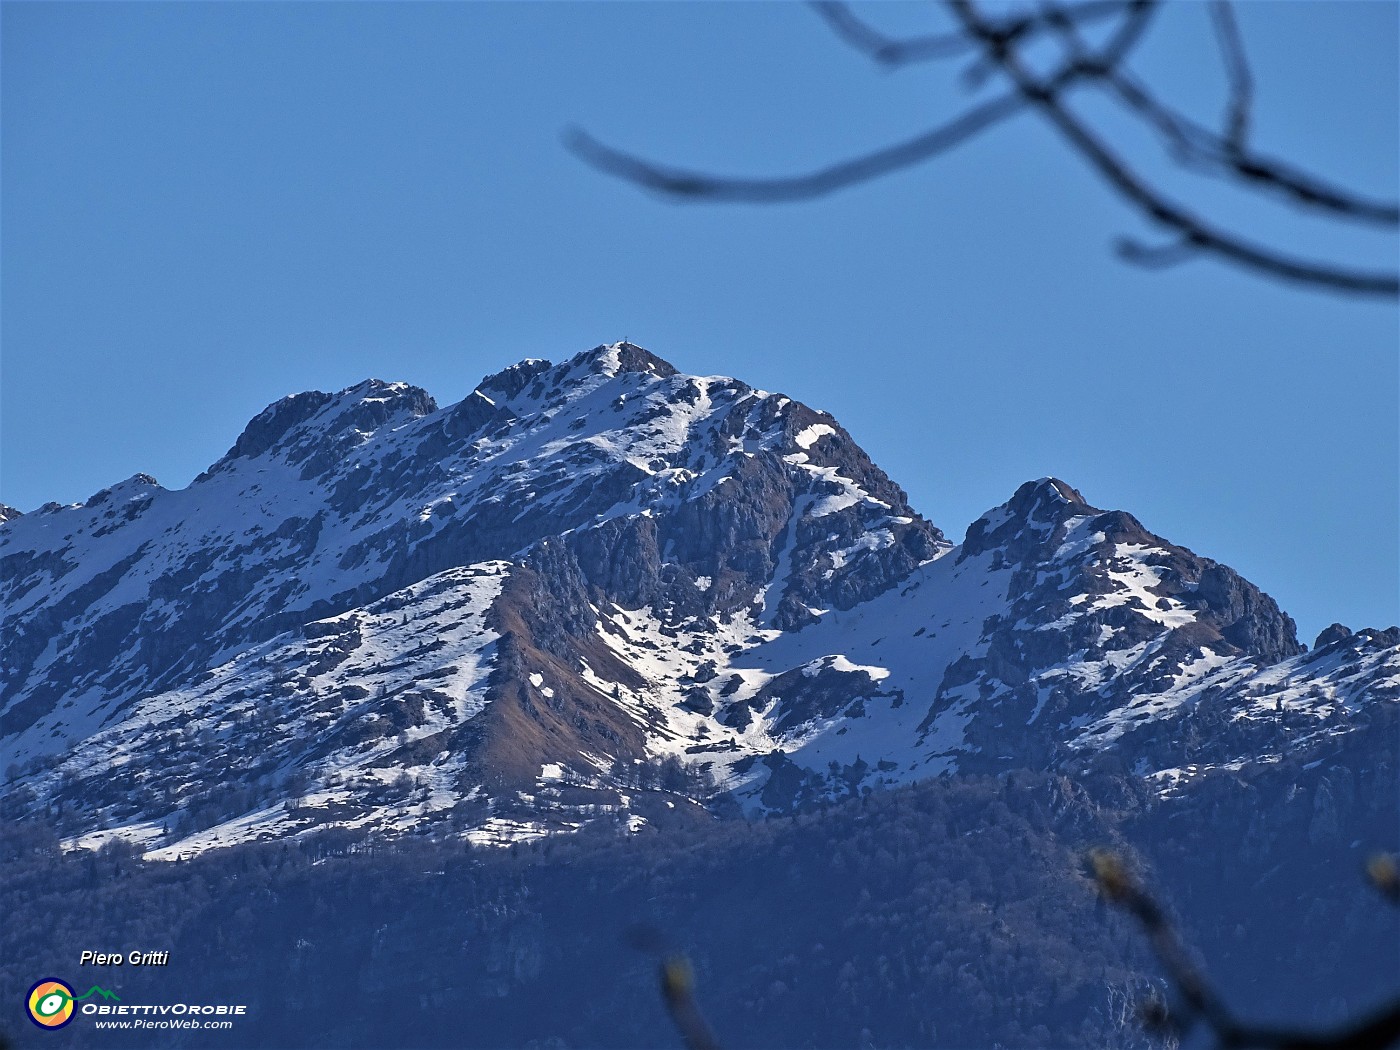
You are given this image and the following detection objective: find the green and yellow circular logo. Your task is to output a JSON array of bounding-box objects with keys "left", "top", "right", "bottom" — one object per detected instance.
[{"left": 27, "top": 978, "right": 76, "bottom": 1030}]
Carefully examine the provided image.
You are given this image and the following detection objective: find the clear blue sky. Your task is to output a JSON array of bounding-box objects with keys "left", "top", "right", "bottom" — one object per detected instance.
[{"left": 3, "top": 1, "right": 1396, "bottom": 644}]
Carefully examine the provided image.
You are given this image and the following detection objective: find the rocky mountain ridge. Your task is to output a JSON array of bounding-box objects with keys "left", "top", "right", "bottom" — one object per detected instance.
[{"left": 2, "top": 343, "right": 1395, "bottom": 858}]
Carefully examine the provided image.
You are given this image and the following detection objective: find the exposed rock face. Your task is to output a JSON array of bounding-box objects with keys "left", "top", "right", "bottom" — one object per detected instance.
[
  {"left": 918, "top": 477, "right": 1314, "bottom": 776},
  {"left": 1314, "top": 623, "right": 1354, "bottom": 649},
  {"left": 2, "top": 343, "right": 1394, "bottom": 858}
]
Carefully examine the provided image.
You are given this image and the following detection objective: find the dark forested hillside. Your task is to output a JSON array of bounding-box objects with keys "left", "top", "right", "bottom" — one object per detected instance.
[{"left": 3, "top": 752, "right": 1394, "bottom": 1050}]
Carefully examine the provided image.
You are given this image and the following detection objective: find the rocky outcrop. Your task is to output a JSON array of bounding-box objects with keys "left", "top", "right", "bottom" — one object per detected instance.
[{"left": 1314, "top": 623, "right": 1353, "bottom": 649}]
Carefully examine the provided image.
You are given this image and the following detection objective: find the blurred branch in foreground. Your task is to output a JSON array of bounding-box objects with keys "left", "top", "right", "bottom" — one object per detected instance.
[
  {"left": 1089, "top": 849, "right": 1400, "bottom": 1050},
  {"left": 568, "top": 0, "right": 1398, "bottom": 298},
  {"left": 660, "top": 955, "right": 723, "bottom": 1050},
  {"left": 627, "top": 924, "right": 723, "bottom": 1050},
  {"left": 627, "top": 852, "right": 1399, "bottom": 1050}
]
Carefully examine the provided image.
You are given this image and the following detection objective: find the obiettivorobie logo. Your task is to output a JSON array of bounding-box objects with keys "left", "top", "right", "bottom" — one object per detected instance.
[
  {"left": 24, "top": 975, "right": 247, "bottom": 1033},
  {"left": 26, "top": 979, "right": 120, "bottom": 1030}
]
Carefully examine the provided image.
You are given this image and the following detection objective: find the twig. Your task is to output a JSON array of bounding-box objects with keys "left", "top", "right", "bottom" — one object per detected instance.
[
  {"left": 627, "top": 925, "right": 723, "bottom": 1050},
  {"left": 810, "top": 0, "right": 1132, "bottom": 69},
  {"left": 1209, "top": 0, "right": 1253, "bottom": 156},
  {"left": 566, "top": 92, "right": 1026, "bottom": 203},
  {"left": 811, "top": 1, "right": 973, "bottom": 66},
  {"left": 945, "top": 0, "right": 1400, "bottom": 296},
  {"left": 1034, "top": 3, "right": 1399, "bottom": 225},
  {"left": 1092, "top": 0, "right": 1157, "bottom": 72},
  {"left": 1116, "top": 236, "right": 1203, "bottom": 270},
  {"left": 1368, "top": 854, "right": 1400, "bottom": 906},
  {"left": 1089, "top": 850, "right": 1237, "bottom": 1036},
  {"left": 660, "top": 955, "right": 723, "bottom": 1050},
  {"left": 1089, "top": 849, "right": 1400, "bottom": 1050},
  {"left": 568, "top": 0, "right": 1400, "bottom": 297},
  {"left": 1101, "top": 65, "right": 1398, "bottom": 224}
]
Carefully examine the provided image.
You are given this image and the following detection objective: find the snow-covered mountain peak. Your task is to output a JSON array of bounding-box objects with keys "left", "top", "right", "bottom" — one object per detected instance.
[
  {"left": 472, "top": 343, "right": 677, "bottom": 404},
  {"left": 570, "top": 340, "right": 680, "bottom": 380},
  {"left": 956, "top": 475, "right": 1304, "bottom": 666},
  {"left": 211, "top": 379, "right": 438, "bottom": 475},
  {"left": 960, "top": 476, "right": 1091, "bottom": 559},
  {"left": 1308, "top": 623, "right": 1400, "bottom": 657},
  {"left": 3, "top": 344, "right": 1393, "bottom": 859},
  {"left": 476, "top": 357, "right": 554, "bottom": 404},
  {"left": 84, "top": 473, "right": 163, "bottom": 508},
  {"left": 1024, "top": 475, "right": 1088, "bottom": 511}
]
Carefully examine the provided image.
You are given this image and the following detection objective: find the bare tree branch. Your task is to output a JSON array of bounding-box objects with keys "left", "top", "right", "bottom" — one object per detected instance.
[
  {"left": 569, "top": 0, "right": 1399, "bottom": 297},
  {"left": 1077, "top": 53, "right": 1400, "bottom": 222},
  {"left": 1368, "top": 853, "right": 1400, "bottom": 906},
  {"left": 1089, "top": 849, "right": 1400, "bottom": 1050},
  {"left": 1090, "top": 0, "right": 1157, "bottom": 72},
  {"left": 627, "top": 924, "right": 723, "bottom": 1050},
  {"left": 945, "top": 0, "right": 1399, "bottom": 296},
  {"left": 810, "top": 0, "right": 1133, "bottom": 69},
  {"left": 1090, "top": 67, "right": 1400, "bottom": 225},
  {"left": 1116, "top": 236, "right": 1202, "bottom": 269},
  {"left": 847, "top": 0, "right": 1400, "bottom": 227},
  {"left": 660, "top": 955, "right": 723, "bottom": 1050},
  {"left": 810, "top": 1, "right": 973, "bottom": 66},
  {"left": 565, "top": 92, "right": 1026, "bottom": 203},
  {"left": 1209, "top": 0, "right": 1253, "bottom": 156},
  {"left": 1089, "top": 850, "right": 1237, "bottom": 1037}
]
